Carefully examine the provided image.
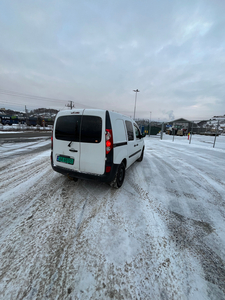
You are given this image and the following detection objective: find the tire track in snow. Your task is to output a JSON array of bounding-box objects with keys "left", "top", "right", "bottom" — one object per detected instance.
[
  {"left": 0, "top": 169, "right": 89, "bottom": 299},
  {"left": 39, "top": 180, "right": 116, "bottom": 299},
  {"left": 139, "top": 147, "right": 225, "bottom": 298},
  {"left": 125, "top": 164, "right": 193, "bottom": 299}
]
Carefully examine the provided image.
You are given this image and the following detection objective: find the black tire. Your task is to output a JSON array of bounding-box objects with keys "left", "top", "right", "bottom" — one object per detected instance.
[
  {"left": 110, "top": 162, "right": 125, "bottom": 188},
  {"left": 137, "top": 148, "right": 144, "bottom": 162}
]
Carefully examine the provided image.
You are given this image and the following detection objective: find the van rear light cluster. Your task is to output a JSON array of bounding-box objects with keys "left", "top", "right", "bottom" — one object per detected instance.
[
  {"left": 105, "top": 129, "right": 113, "bottom": 154},
  {"left": 51, "top": 131, "right": 53, "bottom": 150}
]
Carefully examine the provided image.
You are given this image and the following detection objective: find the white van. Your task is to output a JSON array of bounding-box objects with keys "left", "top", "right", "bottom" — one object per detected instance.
[{"left": 51, "top": 109, "right": 145, "bottom": 188}]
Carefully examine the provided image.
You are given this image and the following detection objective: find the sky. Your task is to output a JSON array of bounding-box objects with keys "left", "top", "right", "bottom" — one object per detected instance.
[{"left": 0, "top": 0, "right": 225, "bottom": 121}]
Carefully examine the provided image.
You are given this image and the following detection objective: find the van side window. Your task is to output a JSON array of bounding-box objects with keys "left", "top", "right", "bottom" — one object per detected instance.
[
  {"left": 125, "top": 121, "right": 134, "bottom": 141},
  {"left": 81, "top": 116, "right": 102, "bottom": 143},
  {"left": 114, "top": 119, "right": 126, "bottom": 142},
  {"left": 55, "top": 115, "right": 81, "bottom": 141},
  {"left": 134, "top": 124, "right": 141, "bottom": 139}
]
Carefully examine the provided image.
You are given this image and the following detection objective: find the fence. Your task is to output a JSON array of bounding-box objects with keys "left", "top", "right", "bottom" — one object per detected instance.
[{"left": 146, "top": 121, "right": 224, "bottom": 149}]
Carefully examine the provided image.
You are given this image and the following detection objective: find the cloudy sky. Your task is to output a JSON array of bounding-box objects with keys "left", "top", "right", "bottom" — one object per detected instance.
[{"left": 0, "top": 0, "right": 225, "bottom": 121}]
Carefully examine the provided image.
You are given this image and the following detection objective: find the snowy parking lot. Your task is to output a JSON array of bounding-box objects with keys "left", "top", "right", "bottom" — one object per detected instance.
[{"left": 0, "top": 134, "right": 225, "bottom": 299}]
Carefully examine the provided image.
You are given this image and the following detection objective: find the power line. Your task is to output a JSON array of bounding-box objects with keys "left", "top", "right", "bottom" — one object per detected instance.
[
  {"left": 0, "top": 89, "right": 71, "bottom": 103},
  {"left": 0, "top": 88, "right": 90, "bottom": 108}
]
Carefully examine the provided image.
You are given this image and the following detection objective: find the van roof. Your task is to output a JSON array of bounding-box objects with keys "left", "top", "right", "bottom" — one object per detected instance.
[{"left": 57, "top": 109, "right": 134, "bottom": 121}]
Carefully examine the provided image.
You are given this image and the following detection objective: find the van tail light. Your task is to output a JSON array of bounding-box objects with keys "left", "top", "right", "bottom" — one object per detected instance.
[
  {"left": 51, "top": 131, "right": 53, "bottom": 150},
  {"left": 105, "top": 129, "right": 113, "bottom": 154}
]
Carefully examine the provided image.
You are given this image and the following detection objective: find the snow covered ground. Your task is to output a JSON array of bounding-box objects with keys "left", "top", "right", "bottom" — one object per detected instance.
[
  {"left": 0, "top": 139, "right": 50, "bottom": 159},
  {"left": 0, "top": 134, "right": 225, "bottom": 299},
  {"left": 0, "top": 124, "right": 52, "bottom": 131}
]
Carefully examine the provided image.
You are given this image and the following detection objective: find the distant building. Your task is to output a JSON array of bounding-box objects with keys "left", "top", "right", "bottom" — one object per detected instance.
[
  {"left": 166, "top": 118, "right": 223, "bottom": 135},
  {"left": 167, "top": 118, "right": 195, "bottom": 134}
]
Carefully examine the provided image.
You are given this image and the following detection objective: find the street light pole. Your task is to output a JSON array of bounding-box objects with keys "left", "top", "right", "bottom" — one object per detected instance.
[{"left": 133, "top": 89, "right": 140, "bottom": 119}]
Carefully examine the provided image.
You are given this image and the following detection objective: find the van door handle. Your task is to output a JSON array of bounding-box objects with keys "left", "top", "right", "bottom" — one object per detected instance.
[
  {"left": 69, "top": 149, "right": 78, "bottom": 152},
  {"left": 134, "top": 144, "right": 138, "bottom": 147}
]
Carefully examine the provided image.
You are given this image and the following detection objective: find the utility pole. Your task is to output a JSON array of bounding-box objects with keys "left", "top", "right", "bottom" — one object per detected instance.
[
  {"left": 133, "top": 89, "right": 140, "bottom": 119},
  {"left": 65, "top": 101, "right": 74, "bottom": 109}
]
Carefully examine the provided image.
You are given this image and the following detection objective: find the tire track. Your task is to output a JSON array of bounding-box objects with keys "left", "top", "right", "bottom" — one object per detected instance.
[{"left": 133, "top": 148, "right": 225, "bottom": 298}]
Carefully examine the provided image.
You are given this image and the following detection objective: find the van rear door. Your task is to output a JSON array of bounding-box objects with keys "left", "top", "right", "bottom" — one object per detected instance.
[
  {"left": 79, "top": 110, "right": 106, "bottom": 175},
  {"left": 53, "top": 110, "right": 83, "bottom": 171}
]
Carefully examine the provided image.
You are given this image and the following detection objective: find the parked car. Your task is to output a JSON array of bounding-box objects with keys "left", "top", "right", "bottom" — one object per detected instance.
[{"left": 51, "top": 109, "right": 145, "bottom": 188}]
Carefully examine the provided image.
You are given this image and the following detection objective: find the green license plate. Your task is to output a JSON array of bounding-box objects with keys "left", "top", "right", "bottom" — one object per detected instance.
[{"left": 57, "top": 155, "right": 74, "bottom": 165}]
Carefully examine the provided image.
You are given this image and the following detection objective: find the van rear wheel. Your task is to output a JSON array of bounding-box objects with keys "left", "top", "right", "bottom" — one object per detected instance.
[{"left": 110, "top": 162, "right": 125, "bottom": 188}]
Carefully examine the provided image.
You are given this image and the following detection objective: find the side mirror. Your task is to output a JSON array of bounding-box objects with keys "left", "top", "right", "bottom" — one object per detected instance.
[{"left": 142, "top": 133, "right": 146, "bottom": 138}]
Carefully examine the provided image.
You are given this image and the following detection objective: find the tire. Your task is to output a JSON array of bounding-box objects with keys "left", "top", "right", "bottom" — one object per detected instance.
[
  {"left": 110, "top": 162, "right": 125, "bottom": 188},
  {"left": 137, "top": 148, "right": 144, "bottom": 162}
]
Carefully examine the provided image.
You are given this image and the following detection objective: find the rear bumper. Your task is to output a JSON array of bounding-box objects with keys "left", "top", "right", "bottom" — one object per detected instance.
[{"left": 51, "top": 154, "right": 118, "bottom": 183}]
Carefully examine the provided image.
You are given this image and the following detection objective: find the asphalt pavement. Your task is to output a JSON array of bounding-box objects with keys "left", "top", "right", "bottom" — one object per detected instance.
[{"left": 0, "top": 131, "right": 51, "bottom": 141}]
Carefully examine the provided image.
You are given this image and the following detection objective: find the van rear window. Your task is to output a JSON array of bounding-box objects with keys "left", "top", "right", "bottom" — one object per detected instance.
[
  {"left": 55, "top": 115, "right": 81, "bottom": 142},
  {"left": 55, "top": 115, "right": 102, "bottom": 143},
  {"left": 81, "top": 116, "right": 102, "bottom": 143}
]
